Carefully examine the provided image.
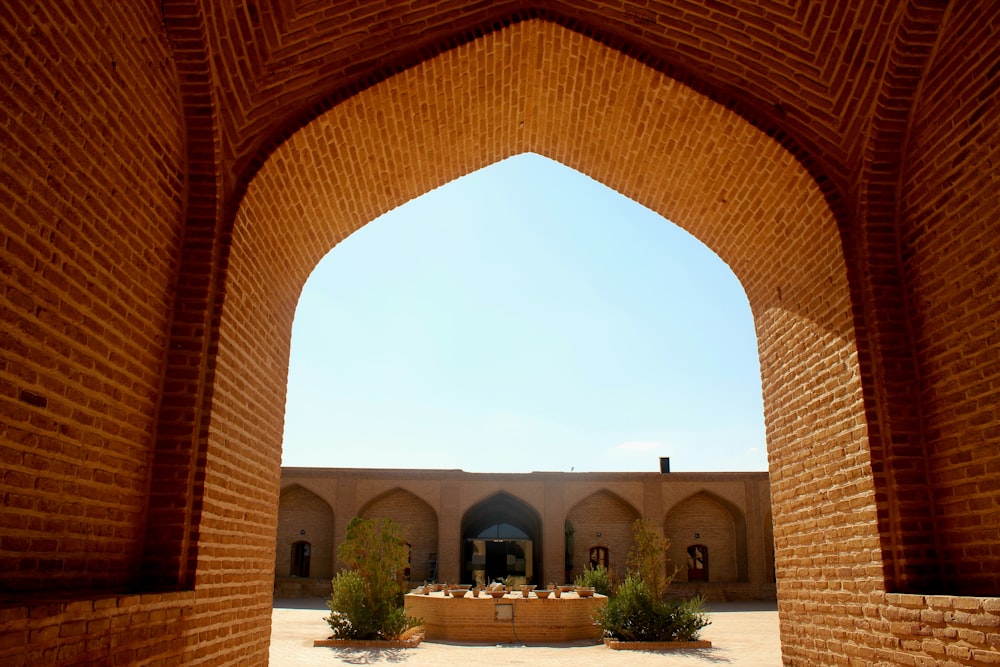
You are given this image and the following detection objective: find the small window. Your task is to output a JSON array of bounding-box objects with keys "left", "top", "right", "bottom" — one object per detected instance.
[
  {"left": 291, "top": 541, "right": 311, "bottom": 577},
  {"left": 589, "top": 546, "right": 609, "bottom": 570},
  {"left": 687, "top": 544, "right": 708, "bottom": 581}
]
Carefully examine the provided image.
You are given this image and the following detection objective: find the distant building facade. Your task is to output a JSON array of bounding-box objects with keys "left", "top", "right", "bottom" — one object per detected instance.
[{"left": 275, "top": 465, "right": 775, "bottom": 601}]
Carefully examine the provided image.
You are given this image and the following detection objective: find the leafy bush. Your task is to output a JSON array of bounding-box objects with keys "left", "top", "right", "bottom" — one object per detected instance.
[
  {"left": 594, "top": 575, "right": 709, "bottom": 642},
  {"left": 574, "top": 564, "right": 614, "bottom": 596},
  {"left": 337, "top": 516, "right": 409, "bottom": 605},
  {"left": 626, "top": 518, "right": 674, "bottom": 596},
  {"left": 326, "top": 517, "right": 421, "bottom": 640}
]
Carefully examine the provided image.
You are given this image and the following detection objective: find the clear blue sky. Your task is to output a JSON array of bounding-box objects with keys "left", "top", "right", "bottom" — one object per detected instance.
[{"left": 281, "top": 153, "right": 767, "bottom": 473}]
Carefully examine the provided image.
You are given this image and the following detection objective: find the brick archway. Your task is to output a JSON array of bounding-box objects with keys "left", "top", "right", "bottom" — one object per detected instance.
[
  {"left": 358, "top": 488, "right": 439, "bottom": 583},
  {"left": 665, "top": 490, "right": 748, "bottom": 583},
  {"left": 206, "top": 16, "right": 872, "bottom": 604},
  {"left": 566, "top": 490, "right": 641, "bottom": 583},
  {"left": 275, "top": 484, "right": 334, "bottom": 583}
]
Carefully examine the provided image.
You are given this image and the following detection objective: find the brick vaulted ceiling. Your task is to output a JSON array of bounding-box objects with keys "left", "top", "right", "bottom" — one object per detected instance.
[{"left": 166, "top": 1, "right": 941, "bottom": 206}]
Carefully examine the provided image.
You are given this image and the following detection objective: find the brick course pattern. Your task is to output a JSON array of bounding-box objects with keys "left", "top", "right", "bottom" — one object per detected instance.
[
  {"left": 566, "top": 489, "right": 639, "bottom": 584},
  {"left": 0, "top": 0, "right": 184, "bottom": 597},
  {"left": 665, "top": 491, "right": 741, "bottom": 584},
  {"left": 2, "top": 2, "right": 998, "bottom": 665}
]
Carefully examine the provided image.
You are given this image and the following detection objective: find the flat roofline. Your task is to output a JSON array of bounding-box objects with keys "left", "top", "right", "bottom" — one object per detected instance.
[{"left": 280, "top": 466, "right": 769, "bottom": 479}]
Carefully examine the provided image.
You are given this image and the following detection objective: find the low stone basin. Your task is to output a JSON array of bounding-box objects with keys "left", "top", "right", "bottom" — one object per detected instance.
[{"left": 405, "top": 590, "right": 606, "bottom": 643}]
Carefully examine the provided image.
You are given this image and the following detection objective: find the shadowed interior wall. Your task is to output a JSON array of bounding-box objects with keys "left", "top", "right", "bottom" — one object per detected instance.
[
  {"left": 0, "top": 2, "right": 184, "bottom": 596},
  {"left": 898, "top": 7, "right": 1000, "bottom": 596}
]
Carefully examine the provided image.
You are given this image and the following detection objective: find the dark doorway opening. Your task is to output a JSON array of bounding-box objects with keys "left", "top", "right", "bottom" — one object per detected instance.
[
  {"left": 461, "top": 493, "right": 541, "bottom": 586},
  {"left": 465, "top": 522, "right": 532, "bottom": 586},
  {"left": 291, "top": 541, "right": 311, "bottom": 577}
]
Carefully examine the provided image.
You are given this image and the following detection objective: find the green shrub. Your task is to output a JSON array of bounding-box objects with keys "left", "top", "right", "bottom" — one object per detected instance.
[
  {"left": 574, "top": 564, "right": 614, "bottom": 596},
  {"left": 326, "top": 517, "right": 421, "bottom": 640},
  {"left": 626, "top": 518, "right": 674, "bottom": 597},
  {"left": 327, "top": 570, "right": 378, "bottom": 639},
  {"left": 337, "top": 516, "right": 409, "bottom": 605},
  {"left": 594, "top": 575, "right": 710, "bottom": 642}
]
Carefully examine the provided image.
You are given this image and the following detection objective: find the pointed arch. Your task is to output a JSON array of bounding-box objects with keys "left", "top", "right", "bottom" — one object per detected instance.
[
  {"left": 461, "top": 491, "right": 542, "bottom": 538},
  {"left": 565, "top": 489, "right": 641, "bottom": 582},
  {"left": 214, "top": 10, "right": 870, "bottom": 638},
  {"left": 665, "top": 490, "right": 748, "bottom": 583},
  {"left": 358, "top": 488, "right": 438, "bottom": 582},
  {"left": 275, "top": 485, "right": 335, "bottom": 581},
  {"left": 461, "top": 492, "right": 543, "bottom": 585},
  {"left": 214, "top": 21, "right": 871, "bottom": 602}
]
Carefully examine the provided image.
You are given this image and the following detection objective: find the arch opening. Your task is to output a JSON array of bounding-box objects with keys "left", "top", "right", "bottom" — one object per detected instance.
[
  {"left": 213, "top": 15, "right": 876, "bottom": 618},
  {"left": 461, "top": 492, "right": 542, "bottom": 586},
  {"left": 274, "top": 485, "right": 335, "bottom": 596},
  {"left": 281, "top": 152, "right": 767, "bottom": 474},
  {"left": 565, "top": 490, "right": 641, "bottom": 583},
  {"left": 358, "top": 488, "right": 439, "bottom": 583},
  {"left": 665, "top": 491, "right": 747, "bottom": 584}
]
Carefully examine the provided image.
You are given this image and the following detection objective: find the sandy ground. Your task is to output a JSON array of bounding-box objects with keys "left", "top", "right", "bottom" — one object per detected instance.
[{"left": 269, "top": 598, "right": 781, "bottom": 666}]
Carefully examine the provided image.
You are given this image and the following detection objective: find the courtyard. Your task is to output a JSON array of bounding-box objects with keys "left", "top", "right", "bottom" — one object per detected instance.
[{"left": 270, "top": 598, "right": 781, "bottom": 666}]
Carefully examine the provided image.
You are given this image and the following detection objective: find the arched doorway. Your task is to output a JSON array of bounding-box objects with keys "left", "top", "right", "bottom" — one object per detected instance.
[
  {"left": 210, "top": 15, "right": 869, "bottom": 664},
  {"left": 461, "top": 493, "right": 542, "bottom": 586},
  {"left": 8, "top": 1, "right": 995, "bottom": 665}
]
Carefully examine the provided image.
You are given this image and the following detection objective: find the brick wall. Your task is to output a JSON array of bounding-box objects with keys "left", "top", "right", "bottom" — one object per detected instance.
[
  {"left": 274, "top": 485, "right": 334, "bottom": 581},
  {"left": 565, "top": 490, "right": 638, "bottom": 584},
  {"left": 0, "top": 1, "right": 184, "bottom": 596},
  {"left": 900, "top": 4, "right": 1000, "bottom": 597},
  {"left": 0, "top": 592, "right": 197, "bottom": 667},
  {"left": 665, "top": 492, "right": 740, "bottom": 583}
]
